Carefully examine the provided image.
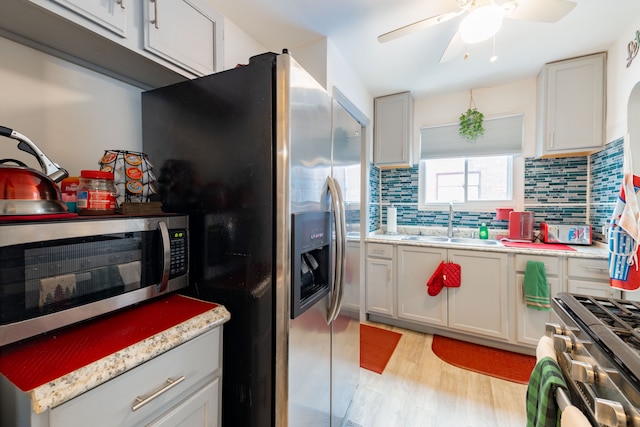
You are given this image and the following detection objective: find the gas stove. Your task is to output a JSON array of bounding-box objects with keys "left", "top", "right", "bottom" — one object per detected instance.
[{"left": 550, "top": 292, "right": 640, "bottom": 427}]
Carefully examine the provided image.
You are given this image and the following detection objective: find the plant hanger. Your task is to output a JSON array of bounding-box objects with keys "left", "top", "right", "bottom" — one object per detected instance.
[{"left": 459, "top": 89, "right": 484, "bottom": 141}]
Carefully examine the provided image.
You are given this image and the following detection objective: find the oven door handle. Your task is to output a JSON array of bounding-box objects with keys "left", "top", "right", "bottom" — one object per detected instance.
[{"left": 158, "top": 221, "right": 171, "bottom": 292}]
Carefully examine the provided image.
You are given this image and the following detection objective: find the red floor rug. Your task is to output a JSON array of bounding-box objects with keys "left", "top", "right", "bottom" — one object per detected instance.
[
  {"left": 432, "top": 335, "right": 536, "bottom": 384},
  {"left": 360, "top": 324, "right": 402, "bottom": 374}
]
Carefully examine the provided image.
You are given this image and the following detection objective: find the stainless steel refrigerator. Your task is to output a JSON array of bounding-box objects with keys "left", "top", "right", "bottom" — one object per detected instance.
[{"left": 142, "top": 51, "right": 360, "bottom": 427}]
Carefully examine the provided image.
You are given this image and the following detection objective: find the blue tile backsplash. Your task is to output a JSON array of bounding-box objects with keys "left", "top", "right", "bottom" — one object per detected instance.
[{"left": 368, "top": 137, "right": 624, "bottom": 243}]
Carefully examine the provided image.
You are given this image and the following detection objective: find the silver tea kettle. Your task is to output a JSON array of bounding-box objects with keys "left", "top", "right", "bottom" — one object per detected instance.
[{"left": 0, "top": 125, "right": 70, "bottom": 215}]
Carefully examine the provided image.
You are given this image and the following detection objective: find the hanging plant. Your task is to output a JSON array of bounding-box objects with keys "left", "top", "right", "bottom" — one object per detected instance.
[{"left": 459, "top": 90, "right": 485, "bottom": 141}]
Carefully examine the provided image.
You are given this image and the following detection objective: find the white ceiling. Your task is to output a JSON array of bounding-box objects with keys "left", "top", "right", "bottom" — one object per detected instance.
[{"left": 207, "top": 0, "right": 640, "bottom": 98}]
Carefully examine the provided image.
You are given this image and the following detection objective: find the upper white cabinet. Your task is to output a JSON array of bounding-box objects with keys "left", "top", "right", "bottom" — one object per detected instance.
[
  {"left": 52, "top": 0, "right": 128, "bottom": 37},
  {"left": 0, "top": 0, "right": 224, "bottom": 88},
  {"left": 536, "top": 52, "right": 606, "bottom": 157},
  {"left": 143, "top": 0, "right": 218, "bottom": 76},
  {"left": 374, "top": 92, "right": 413, "bottom": 167}
]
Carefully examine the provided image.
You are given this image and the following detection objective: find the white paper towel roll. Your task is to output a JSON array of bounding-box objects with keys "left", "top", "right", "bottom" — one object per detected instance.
[{"left": 387, "top": 207, "right": 397, "bottom": 234}]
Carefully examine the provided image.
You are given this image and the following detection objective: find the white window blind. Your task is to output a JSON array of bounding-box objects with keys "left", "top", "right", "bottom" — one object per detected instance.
[{"left": 420, "top": 114, "right": 523, "bottom": 158}]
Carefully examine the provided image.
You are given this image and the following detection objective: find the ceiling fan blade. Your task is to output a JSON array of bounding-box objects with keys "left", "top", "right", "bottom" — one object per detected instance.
[
  {"left": 439, "top": 30, "right": 465, "bottom": 63},
  {"left": 504, "top": 0, "right": 576, "bottom": 23},
  {"left": 378, "top": 10, "right": 464, "bottom": 43}
]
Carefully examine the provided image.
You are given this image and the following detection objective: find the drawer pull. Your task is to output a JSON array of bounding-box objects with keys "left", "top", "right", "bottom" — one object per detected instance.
[
  {"left": 580, "top": 265, "right": 608, "bottom": 273},
  {"left": 132, "top": 376, "right": 185, "bottom": 411}
]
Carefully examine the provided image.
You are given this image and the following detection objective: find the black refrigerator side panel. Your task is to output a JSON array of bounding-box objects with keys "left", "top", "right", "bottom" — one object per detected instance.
[{"left": 142, "top": 58, "right": 276, "bottom": 427}]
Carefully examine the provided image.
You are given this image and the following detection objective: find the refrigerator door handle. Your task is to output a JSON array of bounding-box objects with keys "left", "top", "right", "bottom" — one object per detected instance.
[
  {"left": 326, "top": 176, "right": 346, "bottom": 323},
  {"left": 334, "top": 178, "right": 347, "bottom": 319}
]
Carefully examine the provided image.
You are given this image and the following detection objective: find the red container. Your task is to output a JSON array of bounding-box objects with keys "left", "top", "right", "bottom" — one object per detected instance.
[{"left": 495, "top": 207, "right": 513, "bottom": 220}]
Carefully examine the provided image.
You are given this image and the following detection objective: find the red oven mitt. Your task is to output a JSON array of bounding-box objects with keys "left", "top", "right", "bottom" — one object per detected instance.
[
  {"left": 442, "top": 262, "right": 461, "bottom": 288},
  {"left": 427, "top": 261, "right": 445, "bottom": 296}
]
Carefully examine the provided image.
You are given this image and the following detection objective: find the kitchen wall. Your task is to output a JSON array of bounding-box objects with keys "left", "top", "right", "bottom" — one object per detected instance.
[
  {"left": 368, "top": 138, "right": 623, "bottom": 242},
  {"left": 0, "top": 36, "right": 143, "bottom": 176}
]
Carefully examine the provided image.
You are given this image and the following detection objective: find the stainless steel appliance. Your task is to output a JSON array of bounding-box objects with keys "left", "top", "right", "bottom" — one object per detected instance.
[
  {"left": 141, "top": 51, "right": 361, "bottom": 427},
  {"left": 541, "top": 222, "right": 592, "bottom": 245},
  {"left": 0, "top": 215, "right": 189, "bottom": 346},
  {"left": 548, "top": 292, "right": 640, "bottom": 426}
]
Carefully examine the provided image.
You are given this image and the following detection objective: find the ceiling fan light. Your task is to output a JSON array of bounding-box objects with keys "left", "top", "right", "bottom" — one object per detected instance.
[{"left": 459, "top": 4, "right": 504, "bottom": 44}]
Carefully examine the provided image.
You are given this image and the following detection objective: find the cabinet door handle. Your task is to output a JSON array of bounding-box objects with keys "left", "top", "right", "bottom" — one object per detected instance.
[
  {"left": 117, "top": 0, "right": 125, "bottom": 9},
  {"left": 150, "top": 0, "right": 159, "bottom": 29},
  {"left": 132, "top": 376, "right": 185, "bottom": 411}
]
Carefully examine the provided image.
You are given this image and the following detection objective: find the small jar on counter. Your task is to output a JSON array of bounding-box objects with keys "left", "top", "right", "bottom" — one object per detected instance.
[{"left": 76, "top": 170, "right": 117, "bottom": 215}]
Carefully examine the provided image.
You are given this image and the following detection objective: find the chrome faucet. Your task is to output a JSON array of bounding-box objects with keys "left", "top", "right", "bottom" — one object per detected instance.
[{"left": 447, "top": 201, "right": 454, "bottom": 238}]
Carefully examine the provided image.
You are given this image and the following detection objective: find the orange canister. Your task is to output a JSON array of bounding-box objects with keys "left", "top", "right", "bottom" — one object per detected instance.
[{"left": 76, "top": 170, "right": 117, "bottom": 215}]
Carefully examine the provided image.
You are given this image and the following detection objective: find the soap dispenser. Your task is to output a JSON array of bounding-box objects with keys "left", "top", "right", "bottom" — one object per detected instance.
[{"left": 479, "top": 223, "right": 489, "bottom": 240}]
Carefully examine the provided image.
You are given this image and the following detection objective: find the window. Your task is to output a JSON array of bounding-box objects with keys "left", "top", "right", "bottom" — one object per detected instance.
[
  {"left": 420, "top": 155, "right": 513, "bottom": 205},
  {"left": 418, "top": 114, "right": 523, "bottom": 210}
]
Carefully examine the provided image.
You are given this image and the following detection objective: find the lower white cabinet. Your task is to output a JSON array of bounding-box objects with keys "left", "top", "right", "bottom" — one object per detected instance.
[
  {"left": 397, "top": 245, "right": 447, "bottom": 326},
  {"left": 447, "top": 249, "right": 509, "bottom": 340},
  {"left": 514, "top": 255, "right": 561, "bottom": 346},
  {"left": 4, "top": 327, "right": 223, "bottom": 427},
  {"left": 366, "top": 240, "right": 611, "bottom": 351},
  {"left": 366, "top": 243, "right": 394, "bottom": 316},
  {"left": 567, "top": 257, "right": 619, "bottom": 298},
  {"left": 396, "top": 245, "right": 509, "bottom": 341},
  {"left": 148, "top": 379, "right": 219, "bottom": 427}
]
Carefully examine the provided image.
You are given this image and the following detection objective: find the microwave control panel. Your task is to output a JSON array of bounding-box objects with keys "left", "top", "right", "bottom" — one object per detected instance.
[{"left": 169, "top": 229, "right": 188, "bottom": 277}]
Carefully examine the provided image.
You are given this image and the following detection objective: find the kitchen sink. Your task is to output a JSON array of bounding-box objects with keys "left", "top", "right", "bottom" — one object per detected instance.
[
  {"left": 401, "top": 235, "right": 501, "bottom": 247},
  {"left": 401, "top": 235, "right": 449, "bottom": 242},
  {"left": 449, "top": 237, "right": 501, "bottom": 246}
]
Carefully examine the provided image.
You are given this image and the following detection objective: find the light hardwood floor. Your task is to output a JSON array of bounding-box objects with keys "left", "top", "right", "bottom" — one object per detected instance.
[{"left": 344, "top": 322, "right": 528, "bottom": 427}]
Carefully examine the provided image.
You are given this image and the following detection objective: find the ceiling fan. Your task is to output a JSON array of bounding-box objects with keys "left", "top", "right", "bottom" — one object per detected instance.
[{"left": 378, "top": 0, "right": 577, "bottom": 62}]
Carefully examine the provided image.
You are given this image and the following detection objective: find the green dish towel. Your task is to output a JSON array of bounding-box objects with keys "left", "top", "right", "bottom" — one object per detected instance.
[
  {"left": 524, "top": 261, "right": 551, "bottom": 311},
  {"left": 526, "top": 356, "right": 568, "bottom": 427}
]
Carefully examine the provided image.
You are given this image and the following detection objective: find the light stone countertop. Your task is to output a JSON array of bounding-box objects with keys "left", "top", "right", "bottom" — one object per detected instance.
[
  {"left": 364, "top": 227, "right": 609, "bottom": 260},
  {"left": 1, "top": 296, "right": 230, "bottom": 414}
]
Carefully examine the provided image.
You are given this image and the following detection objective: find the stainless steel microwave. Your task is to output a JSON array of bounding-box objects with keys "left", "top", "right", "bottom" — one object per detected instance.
[{"left": 0, "top": 215, "right": 189, "bottom": 347}]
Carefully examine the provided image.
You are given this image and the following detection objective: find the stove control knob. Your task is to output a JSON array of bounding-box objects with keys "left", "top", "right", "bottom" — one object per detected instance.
[
  {"left": 545, "top": 323, "right": 562, "bottom": 337},
  {"left": 553, "top": 335, "right": 573, "bottom": 352},
  {"left": 595, "top": 398, "right": 627, "bottom": 427},
  {"left": 571, "top": 360, "right": 595, "bottom": 384}
]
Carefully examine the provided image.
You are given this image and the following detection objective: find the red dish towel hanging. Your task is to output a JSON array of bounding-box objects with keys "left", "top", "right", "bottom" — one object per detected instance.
[{"left": 426, "top": 261, "right": 461, "bottom": 296}]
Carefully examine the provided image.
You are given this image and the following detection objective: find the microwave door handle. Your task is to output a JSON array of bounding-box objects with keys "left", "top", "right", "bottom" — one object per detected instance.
[{"left": 158, "top": 221, "right": 171, "bottom": 292}]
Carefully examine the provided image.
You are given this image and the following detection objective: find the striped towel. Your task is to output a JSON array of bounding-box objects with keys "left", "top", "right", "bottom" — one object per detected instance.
[
  {"left": 524, "top": 261, "right": 550, "bottom": 311},
  {"left": 526, "top": 356, "right": 568, "bottom": 427}
]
